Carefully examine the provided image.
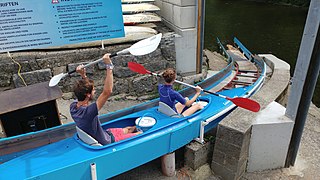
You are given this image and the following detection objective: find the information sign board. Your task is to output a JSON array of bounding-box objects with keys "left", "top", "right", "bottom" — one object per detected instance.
[{"left": 0, "top": 0, "right": 124, "bottom": 52}]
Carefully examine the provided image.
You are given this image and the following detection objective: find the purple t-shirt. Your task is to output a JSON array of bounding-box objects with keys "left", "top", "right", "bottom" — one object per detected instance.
[
  {"left": 158, "top": 84, "right": 186, "bottom": 112},
  {"left": 70, "top": 101, "right": 112, "bottom": 145}
]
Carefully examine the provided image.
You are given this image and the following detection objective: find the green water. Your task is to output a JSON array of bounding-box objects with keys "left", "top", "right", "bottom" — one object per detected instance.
[{"left": 204, "top": 0, "right": 320, "bottom": 107}]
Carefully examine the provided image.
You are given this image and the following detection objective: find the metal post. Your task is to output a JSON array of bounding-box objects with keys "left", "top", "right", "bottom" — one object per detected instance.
[
  {"left": 161, "top": 152, "right": 176, "bottom": 176},
  {"left": 195, "top": 121, "right": 206, "bottom": 144},
  {"left": 285, "top": 0, "right": 320, "bottom": 167},
  {"left": 90, "top": 163, "right": 97, "bottom": 180},
  {"left": 196, "top": 0, "right": 205, "bottom": 74}
]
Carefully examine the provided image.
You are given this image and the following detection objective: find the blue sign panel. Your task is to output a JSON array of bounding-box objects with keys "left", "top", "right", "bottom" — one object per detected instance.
[{"left": 0, "top": 0, "right": 124, "bottom": 52}]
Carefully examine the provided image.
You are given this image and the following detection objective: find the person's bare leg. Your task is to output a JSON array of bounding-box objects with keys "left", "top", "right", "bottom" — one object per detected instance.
[
  {"left": 134, "top": 131, "right": 143, "bottom": 135},
  {"left": 182, "top": 104, "right": 203, "bottom": 117},
  {"left": 175, "top": 97, "right": 189, "bottom": 114},
  {"left": 175, "top": 102, "right": 185, "bottom": 114},
  {"left": 123, "top": 127, "right": 142, "bottom": 135},
  {"left": 123, "top": 128, "right": 128, "bottom": 134},
  {"left": 123, "top": 126, "right": 137, "bottom": 134}
]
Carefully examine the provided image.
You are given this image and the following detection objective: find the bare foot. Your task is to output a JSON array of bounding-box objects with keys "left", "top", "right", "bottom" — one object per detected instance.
[{"left": 125, "top": 126, "right": 137, "bottom": 133}]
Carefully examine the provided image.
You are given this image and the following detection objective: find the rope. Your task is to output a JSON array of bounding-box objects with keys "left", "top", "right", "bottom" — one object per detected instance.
[
  {"left": 101, "top": 40, "right": 104, "bottom": 49},
  {"left": 7, "top": 52, "right": 27, "bottom": 86}
]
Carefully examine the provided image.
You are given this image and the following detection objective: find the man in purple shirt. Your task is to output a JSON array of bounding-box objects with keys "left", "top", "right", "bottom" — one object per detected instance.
[
  {"left": 158, "top": 68, "right": 203, "bottom": 117},
  {"left": 70, "top": 54, "right": 141, "bottom": 145}
]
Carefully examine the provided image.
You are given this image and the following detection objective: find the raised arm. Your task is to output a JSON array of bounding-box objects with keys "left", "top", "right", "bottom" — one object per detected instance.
[
  {"left": 76, "top": 64, "right": 87, "bottom": 80},
  {"left": 96, "top": 54, "right": 114, "bottom": 110},
  {"left": 185, "top": 86, "right": 201, "bottom": 107}
]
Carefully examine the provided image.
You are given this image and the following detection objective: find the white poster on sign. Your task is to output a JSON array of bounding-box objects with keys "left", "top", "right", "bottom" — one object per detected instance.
[{"left": 0, "top": 0, "right": 124, "bottom": 52}]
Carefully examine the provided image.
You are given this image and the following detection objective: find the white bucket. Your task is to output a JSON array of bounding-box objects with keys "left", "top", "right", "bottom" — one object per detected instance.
[
  {"left": 135, "top": 116, "right": 156, "bottom": 132},
  {"left": 192, "top": 100, "right": 208, "bottom": 107}
]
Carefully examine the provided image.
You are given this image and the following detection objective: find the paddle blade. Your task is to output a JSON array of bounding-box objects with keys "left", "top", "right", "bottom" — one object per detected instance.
[
  {"left": 49, "top": 73, "right": 66, "bottom": 87},
  {"left": 128, "top": 62, "right": 150, "bottom": 74},
  {"left": 129, "top": 33, "right": 162, "bottom": 56},
  {"left": 228, "top": 97, "right": 261, "bottom": 112}
]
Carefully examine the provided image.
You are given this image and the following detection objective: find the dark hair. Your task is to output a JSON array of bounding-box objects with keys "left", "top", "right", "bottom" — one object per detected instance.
[
  {"left": 162, "top": 68, "right": 176, "bottom": 83},
  {"left": 73, "top": 79, "right": 94, "bottom": 101}
]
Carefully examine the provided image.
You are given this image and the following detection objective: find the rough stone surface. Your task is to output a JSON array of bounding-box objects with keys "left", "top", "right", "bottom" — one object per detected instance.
[
  {"left": 12, "top": 68, "right": 52, "bottom": 88},
  {"left": 68, "top": 62, "right": 95, "bottom": 77},
  {"left": 113, "top": 66, "right": 136, "bottom": 78},
  {"left": 132, "top": 75, "right": 158, "bottom": 95},
  {"left": 160, "top": 33, "right": 176, "bottom": 62},
  {"left": 0, "top": 74, "right": 11, "bottom": 87},
  {"left": 185, "top": 141, "right": 213, "bottom": 170},
  {"left": 0, "top": 32, "right": 176, "bottom": 97},
  {"left": 113, "top": 79, "right": 130, "bottom": 95},
  {"left": 137, "top": 94, "right": 157, "bottom": 101}
]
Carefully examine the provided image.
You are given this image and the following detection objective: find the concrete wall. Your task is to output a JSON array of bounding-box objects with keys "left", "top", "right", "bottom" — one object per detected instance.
[
  {"left": 247, "top": 101, "right": 294, "bottom": 172},
  {"left": 155, "top": 0, "right": 198, "bottom": 75}
]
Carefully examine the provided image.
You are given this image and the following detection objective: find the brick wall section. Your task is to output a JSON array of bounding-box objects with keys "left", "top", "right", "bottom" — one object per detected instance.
[
  {"left": 0, "top": 33, "right": 176, "bottom": 99},
  {"left": 185, "top": 140, "right": 213, "bottom": 170},
  {"left": 211, "top": 118, "right": 252, "bottom": 180},
  {"left": 211, "top": 55, "right": 291, "bottom": 180}
]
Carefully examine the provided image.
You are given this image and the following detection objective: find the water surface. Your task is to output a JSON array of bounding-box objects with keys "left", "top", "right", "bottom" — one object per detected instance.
[{"left": 204, "top": 0, "right": 319, "bottom": 107}]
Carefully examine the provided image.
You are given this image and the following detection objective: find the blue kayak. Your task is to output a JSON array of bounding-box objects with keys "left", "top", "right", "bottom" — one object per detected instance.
[{"left": 0, "top": 37, "right": 266, "bottom": 179}]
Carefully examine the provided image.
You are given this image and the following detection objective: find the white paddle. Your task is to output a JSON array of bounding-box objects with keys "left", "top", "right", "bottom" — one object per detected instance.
[{"left": 49, "top": 33, "right": 162, "bottom": 87}]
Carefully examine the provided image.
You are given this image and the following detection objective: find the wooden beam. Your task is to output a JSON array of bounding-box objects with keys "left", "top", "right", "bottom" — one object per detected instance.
[
  {"left": 0, "top": 82, "right": 62, "bottom": 114},
  {"left": 196, "top": 0, "right": 205, "bottom": 74}
]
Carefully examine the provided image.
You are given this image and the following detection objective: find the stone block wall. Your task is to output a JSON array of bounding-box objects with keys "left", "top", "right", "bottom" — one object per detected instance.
[
  {"left": 0, "top": 33, "right": 176, "bottom": 99},
  {"left": 211, "top": 124, "right": 251, "bottom": 179},
  {"left": 211, "top": 55, "right": 291, "bottom": 180},
  {"left": 185, "top": 140, "right": 213, "bottom": 170},
  {"left": 156, "top": 0, "right": 196, "bottom": 29}
]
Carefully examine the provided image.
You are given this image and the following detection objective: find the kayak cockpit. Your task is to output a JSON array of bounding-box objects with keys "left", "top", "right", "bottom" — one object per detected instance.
[
  {"left": 74, "top": 97, "right": 210, "bottom": 149},
  {"left": 74, "top": 115, "right": 160, "bottom": 149},
  {"left": 158, "top": 98, "right": 209, "bottom": 117}
]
